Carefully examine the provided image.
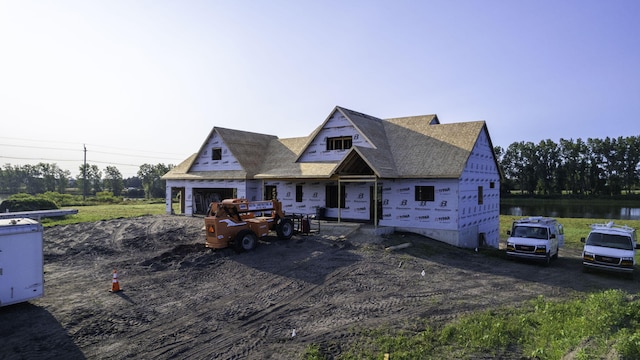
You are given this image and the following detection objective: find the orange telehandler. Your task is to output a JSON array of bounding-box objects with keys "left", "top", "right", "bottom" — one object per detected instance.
[{"left": 204, "top": 198, "right": 294, "bottom": 252}]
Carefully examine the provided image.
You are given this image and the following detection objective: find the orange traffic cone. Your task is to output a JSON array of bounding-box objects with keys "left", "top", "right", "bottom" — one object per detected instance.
[{"left": 109, "top": 269, "right": 122, "bottom": 292}]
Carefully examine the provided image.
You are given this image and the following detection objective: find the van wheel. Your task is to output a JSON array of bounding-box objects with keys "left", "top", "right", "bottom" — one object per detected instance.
[
  {"left": 276, "top": 218, "right": 294, "bottom": 240},
  {"left": 234, "top": 230, "right": 257, "bottom": 252}
]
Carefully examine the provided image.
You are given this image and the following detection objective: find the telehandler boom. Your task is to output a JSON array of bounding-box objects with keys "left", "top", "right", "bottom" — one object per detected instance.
[{"left": 204, "top": 198, "right": 294, "bottom": 252}]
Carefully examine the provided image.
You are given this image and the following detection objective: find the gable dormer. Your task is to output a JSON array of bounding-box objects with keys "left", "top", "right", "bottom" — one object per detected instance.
[
  {"left": 189, "top": 129, "right": 243, "bottom": 171},
  {"left": 298, "top": 107, "right": 375, "bottom": 162}
]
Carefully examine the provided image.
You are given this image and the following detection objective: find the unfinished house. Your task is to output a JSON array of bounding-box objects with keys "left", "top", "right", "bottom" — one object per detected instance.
[{"left": 162, "top": 106, "right": 501, "bottom": 248}]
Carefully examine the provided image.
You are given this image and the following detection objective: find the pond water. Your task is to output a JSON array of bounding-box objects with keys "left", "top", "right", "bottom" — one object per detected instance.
[
  {"left": 500, "top": 202, "right": 640, "bottom": 220},
  {"left": 2, "top": 193, "right": 638, "bottom": 220}
]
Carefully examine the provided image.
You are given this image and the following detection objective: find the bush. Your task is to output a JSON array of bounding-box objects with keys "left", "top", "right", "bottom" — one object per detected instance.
[
  {"left": 0, "top": 193, "right": 59, "bottom": 212},
  {"left": 95, "top": 191, "right": 122, "bottom": 204},
  {"left": 39, "top": 191, "right": 82, "bottom": 207}
]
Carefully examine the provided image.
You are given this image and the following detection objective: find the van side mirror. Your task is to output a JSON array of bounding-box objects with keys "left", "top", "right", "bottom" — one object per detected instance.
[
  {"left": 506, "top": 230, "right": 511, "bottom": 235},
  {"left": 550, "top": 234, "right": 556, "bottom": 239},
  {"left": 580, "top": 237, "right": 586, "bottom": 243},
  {"left": 635, "top": 243, "right": 640, "bottom": 250}
]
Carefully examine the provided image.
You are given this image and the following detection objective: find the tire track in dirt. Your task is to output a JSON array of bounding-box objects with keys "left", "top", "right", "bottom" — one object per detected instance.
[
  {"left": 200, "top": 266, "right": 357, "bottom": 359},
  {"left": 210, "top": 242, "right": 357, "bottom": 355},
  {"left": 138, "top": 238, "right": 354, "bottom": 358}
]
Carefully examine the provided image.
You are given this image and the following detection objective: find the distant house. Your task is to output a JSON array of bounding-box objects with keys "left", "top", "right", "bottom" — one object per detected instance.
[{"left": 162, "top": 106, "right": 501, "bottom": 248}]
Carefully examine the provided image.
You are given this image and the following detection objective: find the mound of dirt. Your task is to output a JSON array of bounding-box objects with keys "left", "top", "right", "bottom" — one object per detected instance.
[{"left": 1, "top": 215, "right": 639, "bottom": 359}]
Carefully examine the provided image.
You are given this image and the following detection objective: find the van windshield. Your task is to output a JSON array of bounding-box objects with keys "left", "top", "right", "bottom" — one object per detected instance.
[
  {"left": 512, "top": 226, "right": 548, "bottom": 240},
  {"left": 586, "top": 233, "right": 634, "bottom": 250}
]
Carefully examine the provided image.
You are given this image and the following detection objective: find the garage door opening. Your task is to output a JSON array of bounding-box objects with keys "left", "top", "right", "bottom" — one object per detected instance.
[{"left": 193, "top": 188, "right": 236, "bottom": 215}]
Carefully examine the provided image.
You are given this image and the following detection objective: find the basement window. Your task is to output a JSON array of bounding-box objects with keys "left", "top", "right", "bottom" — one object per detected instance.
[
  {"left": 415, "top": 186, "right": 435, "bottom": 202},
  {"left": 326, "top": 136, "right": 353, "bottom": 151},
  {"left": 212, "top": 147, "right": 222, "bottom": 161}
]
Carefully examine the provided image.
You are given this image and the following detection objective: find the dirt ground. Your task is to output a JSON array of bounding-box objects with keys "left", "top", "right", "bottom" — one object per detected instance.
[{"left": 2, "top": 214, "right": 640, "bottom": 360}]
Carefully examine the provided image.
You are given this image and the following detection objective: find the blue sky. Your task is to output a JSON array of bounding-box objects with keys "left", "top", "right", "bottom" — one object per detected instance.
[{"left": 1, "top": 1, "right": 638, "bottom": 178}]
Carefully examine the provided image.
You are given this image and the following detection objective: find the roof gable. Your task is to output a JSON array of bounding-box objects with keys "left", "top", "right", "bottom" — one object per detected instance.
[
  {"left": 189, "top": 127, "right": 277, "bottom": 177},
  {"left": 297, "top": 106, "right": 378, "bottom": 162},
  {"left": 333, "top": 146, "right": 398, "bottom": 178},
  {"left": 333, "top": 148, "right": 375, "bottom": 176}
]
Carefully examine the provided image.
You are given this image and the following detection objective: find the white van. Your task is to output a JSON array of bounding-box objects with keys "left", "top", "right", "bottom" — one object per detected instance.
[
  {"left": 506, "top": 217, "right": 565, "bottom": 265},
  {"left": 581, "top": 222, "right": 638, "bottom": 277}
]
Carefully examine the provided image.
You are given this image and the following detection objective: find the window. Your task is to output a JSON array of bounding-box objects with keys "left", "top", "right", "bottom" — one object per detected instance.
[
  {"left": 326, "top": 136, "right": 353, "bottom": 151},
  {"left": 478, "top": 186, "right": 483, "bottom": 205},
  {"left": 212, "top": 147, "right": 222, "bottom": 160},
  {"left": 264, "top": 185, "right": 277, "bottom": 200},
  {"left": 326, "top": 185, "right": 346, "bottom": 208},
  {"left": 415, "top": 186, "right": 435, "bottom": 202},
  {"left": 490, "top": 182, "right": 495, "bottom": 189},
  {"left": 296, "top": 185, "right": 303, "bottom": 202}
]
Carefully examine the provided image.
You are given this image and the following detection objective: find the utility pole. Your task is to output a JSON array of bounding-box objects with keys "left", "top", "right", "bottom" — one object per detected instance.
[{"left": 83, "top": 144, "right": 87, "bottom": 201}]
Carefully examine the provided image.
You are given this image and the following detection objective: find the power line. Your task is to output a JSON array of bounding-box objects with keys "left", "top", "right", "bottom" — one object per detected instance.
[
  {"left": 84, "top": 142, "right": 187, "bottom": 157},
  {"left": 0, "top": 136, "right": 188, "bottom": 157},
  {"left": 0, "top": 136, "right": 80, "bottom": 146},
  {"left": 0, "top": 155, "right": 166, "bottom": 168},
  {"left": 0, "top": 155, "right": 81, "bottom": 162},
  {"left": 0, "top": 137, "right": 185, "bottom": 177},
  {"left": 88, "top": 149, "right": 183, "bottom": 161},
  {"left": 0, "top": 143, "right": 185, "bottom": 161},
  {"left": 0, "top": 143, "right": 78, "bottom": 152}
]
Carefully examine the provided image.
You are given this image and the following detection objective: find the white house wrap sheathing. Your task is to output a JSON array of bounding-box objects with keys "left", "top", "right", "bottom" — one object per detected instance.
[
  {"left": 162, "top": 105, "right": 501, "bottom": 249},
  {"left": 190, "top": 132, "right": 243, "bottom": 172},
  {"left": 383, "top": 131, "right": 500, "bottom": 248},
  {"left": 266, "top": 180, "right": 371, "bottom": 220},
  {"left": 298, "top": 111, "right": 374, "bottom": 162}
]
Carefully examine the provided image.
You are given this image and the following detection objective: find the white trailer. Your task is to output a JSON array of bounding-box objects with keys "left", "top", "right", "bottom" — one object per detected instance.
[{"left": 0, "top": 218, "right": 44, "bottom": 307}]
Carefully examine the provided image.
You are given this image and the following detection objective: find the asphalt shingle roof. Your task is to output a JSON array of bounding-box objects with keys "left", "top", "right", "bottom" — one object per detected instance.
[{"left": 162, "top": 106, "right": 490, "bottom": 181}]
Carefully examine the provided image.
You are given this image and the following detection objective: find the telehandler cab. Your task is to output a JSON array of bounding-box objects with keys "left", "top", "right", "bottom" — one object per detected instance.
[{"left": 204, "top": 198, "right": 294, "bottom": 252}]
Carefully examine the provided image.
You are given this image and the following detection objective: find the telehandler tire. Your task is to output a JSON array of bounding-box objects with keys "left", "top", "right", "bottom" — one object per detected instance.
[
  {"left": 234, "top": 229, "right": 258, "bottom": 252},
  {"left": 276, "top": 218, "right": 294, "bottom": 240}
]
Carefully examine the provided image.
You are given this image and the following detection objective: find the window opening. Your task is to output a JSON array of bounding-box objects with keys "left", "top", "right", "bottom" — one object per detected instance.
[
  {"left": 415, "top": 186, "right": 435, "bottom": 202},
  {"left": 326, "top": 185, "right": 346, "bottom": 208},
  {"left": 212, "top": 148, "right": 222, "bottom": 160},
  {"left": 264, "top": 185, "right": 277, "bottom": 200},
  {"left": 296, "top": 185, "right": 303, "bottom": 202},
  {"left": 326, "top": 136, "right": 353, "bottom": 151}
]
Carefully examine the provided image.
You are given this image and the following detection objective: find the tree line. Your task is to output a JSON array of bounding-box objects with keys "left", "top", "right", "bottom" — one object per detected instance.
[
  {"left": 0, "top": 162, "right": 174, "bottom": 199},
  {"left": 495, "top": 135, "right": 640, "bottom": 196},
  {"left": 4, "top": 134, "right": 639, "bottom": 200}
]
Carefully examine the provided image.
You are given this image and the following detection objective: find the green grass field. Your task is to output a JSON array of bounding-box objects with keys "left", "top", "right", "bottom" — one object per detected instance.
[
  {"left": 40, "top": 203, "right": 167, "bottom": 226},
  {"left": 500, "top": 215, "right": 640, "bottom": 249},
  {"left": 317, "top": 289, "right": 640, "bottom": 360}
]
